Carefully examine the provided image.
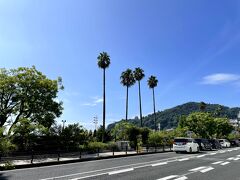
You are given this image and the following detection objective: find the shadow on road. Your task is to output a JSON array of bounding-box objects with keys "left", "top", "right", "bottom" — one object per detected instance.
[{"left": 0, "top": 173, "right": 9, "bottom": 180}]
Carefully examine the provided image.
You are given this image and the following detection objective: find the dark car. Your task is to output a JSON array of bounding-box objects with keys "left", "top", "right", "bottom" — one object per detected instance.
[
  {"left": 230, "top": 139, "right": 240, "bottom": 147},
  {"left": 194, "top": 138, "right": 212, "bottom": 151},
  {"left": 209, "top": 139, "right": 222, "bottom": 150}
]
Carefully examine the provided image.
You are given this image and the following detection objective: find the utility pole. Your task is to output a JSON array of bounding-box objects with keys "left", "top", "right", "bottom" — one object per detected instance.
[{"left": 93, "top": 116, "right": 98, "bottom": 131}]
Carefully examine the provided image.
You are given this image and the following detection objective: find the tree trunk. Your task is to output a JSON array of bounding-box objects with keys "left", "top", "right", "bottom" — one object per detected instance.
[
  {"left": 126, "top": 86, "right": 129, "bottom": 121},
  {"left": 138, "top": 81, "right": 143, "bottom": 127},
  {"left": 102, "top": 69, "right": 106, "bottom": 142},
  {"left": 153, "top": 88, "right": 157, "bottom": 131}
]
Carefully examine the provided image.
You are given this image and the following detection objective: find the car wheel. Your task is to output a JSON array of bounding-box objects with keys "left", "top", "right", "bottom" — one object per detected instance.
[
  {"left": 197, "top": 147, "right": 200, "bottom": 152},
  {"left": 189, "top": 147, "right": 192, "bottom": 153}
]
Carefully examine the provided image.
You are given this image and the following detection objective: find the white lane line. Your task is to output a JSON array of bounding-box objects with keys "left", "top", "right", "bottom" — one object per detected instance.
[
  {"left": 221, "top": 162, "right": 230, "bottom": 166},
  {"left": 39, "top": 154, "right": 196, "bottom": 180},
  {"left": 152, "top": 162, "right": 168, "bottom": 167},
  {"left": 227, "top": 157, "right": 235, "bottom": 160},
  {"left": 212, "top": 161, "right": 223, "bottom": 165},
  {"left": 189, "top": 166, "right": 207, "bottom": 172},
  {"left": 108, "top": 168, "right": 134, "bottom": 175},
  {"left": 219, "top": 151, "right": 226, "bottom": 153},
  {"left": 174, "top": 176, "right": 188, "bottom": 180},
  {"left": 157, "top": 175, "right": 178, "bottom": 180},
  {"left": 237, "top": 155, "right": 240, "bottom": 157},
  {"left": 209, "top": 153, "right": 217, "bottom": 155},
  {"left": 178, "top": 158, "right": 190, "bottom": 162},
  {"left": 196, "top": 155, "right": 206, "bottom": 158},
  {"left": 233, "top": 158, "right": 240, "bottom": 161},
  {"left": 228, "top": 150, "right": 233, "bottom": 152},
  {"left": 200, "top": 167, "right": 214, "bottom": 173},
  {"left": 69, "top": 172, "right": 107, "bottom": 180}
]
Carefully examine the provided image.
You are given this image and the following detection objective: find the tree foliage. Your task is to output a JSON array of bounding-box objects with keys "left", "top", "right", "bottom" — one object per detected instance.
[{"left": 0, "top": 66, "right": 63, "bottom": 130}]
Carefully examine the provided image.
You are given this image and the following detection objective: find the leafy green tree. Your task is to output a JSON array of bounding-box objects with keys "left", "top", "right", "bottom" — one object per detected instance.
[
  {"left": 214, "top": 118, "right": 234, "bottom": 138},
  {"left": 133, "top": 67, "right": 145, "bottom": 127},
  {"left": 11, "top": 118, "right": 47, "bottom": 150},
  {"left": 111, "top": 121, "right": 133, "bottom": 141},
  {"left": 97, "top": 52, "right": 111, "bottom": 142},
  {"left": 184, "top": 112, "right": 216, "bottom": 138},
  {"left": 0, "top": 66, "right": 63, "bottom": 130},
  {"left": 60, "top": 123, "right": 88, "bottom": 150},
  {"left": 120, "top": 69, "right": 136, "bottom": 121},
  {"left": 0, "top": 127, "right": 16, "bottom": 154},
  {"left": 147, "top": 76, "right": 158, "bottom": 131}
]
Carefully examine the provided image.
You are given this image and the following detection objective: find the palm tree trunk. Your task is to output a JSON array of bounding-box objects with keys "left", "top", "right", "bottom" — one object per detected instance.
[
  {"left": 102, "top": 68, "right": 106, "bottom": 142},
  {"left": 126, "top": 86, "right": 129, "bottom": 121},
  {"left": 138, "top": 81, "right": 143, "bottom": 127},
  {"left": 152, "top": 88, "right": 157, "bottom": 131}
]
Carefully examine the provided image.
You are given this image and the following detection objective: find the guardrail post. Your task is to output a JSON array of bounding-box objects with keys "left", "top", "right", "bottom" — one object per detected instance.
[
  {"left": 79, "top": 150, "right": 82, "bottom": 159},
  {"left": 31, "top": 150, "right": 34, "bottom": 164},
  {"left": 57, "top": 151, "right": 60, "bottom": 162},
  {"left": 125, "top": 146, "right": 128, "bottom": 155},
  {"left": 97, "top": 148, "right": 100, "bottom": 157},
  {"left": 112, "top": 148, "right": 115, "bottom": 156}
]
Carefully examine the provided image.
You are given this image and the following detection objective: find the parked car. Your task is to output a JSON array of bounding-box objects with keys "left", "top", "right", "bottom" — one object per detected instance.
[
  {"left": 194, "top": 138, "right": 213, "bottom": 151},
  {"left": 209, "top": 139, "right": 222, "bottom": 149},
  {"left": 173, "top": 137, "right": 199, "bottom": 153},
  {"left": 230, "top": 139, "right": 240, "bottom": 147},
  {"left": 218, "top": 139, "right": 231, "bottom": 148}
]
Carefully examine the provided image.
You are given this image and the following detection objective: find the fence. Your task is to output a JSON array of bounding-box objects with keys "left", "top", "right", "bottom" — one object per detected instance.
[{"left": 0, "top": 145, "right": 172, "bottom": 165}]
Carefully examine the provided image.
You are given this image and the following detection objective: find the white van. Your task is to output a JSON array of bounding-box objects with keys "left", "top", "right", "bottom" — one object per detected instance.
[{"left": 173, "top": 137, "right": 199, "bottom": 153}]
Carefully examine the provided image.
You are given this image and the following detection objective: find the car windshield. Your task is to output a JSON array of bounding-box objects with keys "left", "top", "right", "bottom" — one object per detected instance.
[{"left": 174, "top": 139, "right": 189, "bottom": 142}]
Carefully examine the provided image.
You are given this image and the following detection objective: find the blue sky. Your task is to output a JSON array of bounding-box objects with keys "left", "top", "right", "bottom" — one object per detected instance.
[{"left": 1, "top": 0, "right": 240, "bottom": 129}]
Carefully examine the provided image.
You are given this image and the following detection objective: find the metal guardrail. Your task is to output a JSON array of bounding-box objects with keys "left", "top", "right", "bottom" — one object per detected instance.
[{"left": 0, "top": 145, "right": 172, "bottom": 165}]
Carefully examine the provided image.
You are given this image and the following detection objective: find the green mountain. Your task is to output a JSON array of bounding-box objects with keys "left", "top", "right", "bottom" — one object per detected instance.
[{"left": 107, "top": 102, "right": 240, "bottom": 130}]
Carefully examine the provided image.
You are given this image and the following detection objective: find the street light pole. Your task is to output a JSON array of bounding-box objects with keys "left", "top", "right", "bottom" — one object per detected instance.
[
  {"left": 93, "top": 116, "right": 98, "bottom": 131},
  {"left": 62, "top": 120, "right": 66, "bottom": 131}
]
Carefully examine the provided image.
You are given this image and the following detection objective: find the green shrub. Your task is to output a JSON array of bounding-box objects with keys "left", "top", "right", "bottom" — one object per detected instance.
[{"left": 87, "top": 142, "right": 107, "bottom": 152}]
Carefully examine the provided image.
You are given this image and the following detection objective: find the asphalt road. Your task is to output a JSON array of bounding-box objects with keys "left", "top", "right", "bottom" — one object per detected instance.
[{"left": 1, "top": 147, "right": 240, "bottom": 180}]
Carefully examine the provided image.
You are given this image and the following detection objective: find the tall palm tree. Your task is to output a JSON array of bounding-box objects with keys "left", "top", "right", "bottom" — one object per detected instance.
[
  {"left": 148, "top": 76, "right": 158, "bottom": 131},
  {"left": 97, "top": 52, "right": 110, "bottom": 142},
  {"left": 120, "top": 69, "right": 136, "bottom": 121},
  {"left": 133, "top": 67, "right": 145, "bottom": 127}
]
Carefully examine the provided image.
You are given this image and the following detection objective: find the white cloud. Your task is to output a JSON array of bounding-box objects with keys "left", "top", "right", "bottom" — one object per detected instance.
[
  {"left": 201, "top": 73, "right": 240, "bottom": 85},
  {"left": 81, "top": 96, "right": 103, "bottom": 107}
]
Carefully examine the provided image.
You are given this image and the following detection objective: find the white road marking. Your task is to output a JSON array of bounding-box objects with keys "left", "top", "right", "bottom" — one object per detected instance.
[
  {"left": 174, "top": 176, "right": 188, "bottom": 180},
  {"left": 196, "top": 155, "right": 206, "bottom": 158},
  {"left": 152, "top": 162, "right": 168, "bottom": 167},
  {"left": 219, "top": 151, "right": 226, "bottom": 153},
  {"left": 200, "top": 167, "right": 214, "bottom": 173},
  {"left": 39, "top": 154, "right": 195, "bottom": 180},
  {"left": 178, "top": 158, "right": 189, "bottom": 161},
  {"left": 212, "top": 161, "right": 223, "bottom": 165},
  {"left": 108, "top": 168, "right": 134, "bottom": 175},
  {"left": 157, "top": 175, "right": 178, "bottom": 180},
  {"left": 237, "top": 155, "right": 240, "bottom": 157},
  {"left": 221, "top": 162, "right": 230, "bottom": 166},
  {"left": 228, "top": 150, "right": 233, "bottom": 152},
  {"left": 69, "top": 172, "right": 107, "bottom": 180},
  {"left": 233, "top": 158, "right": 240, "bottom": 161},
  {"left": 227, "top": 157, "right": 235, "bottom": 160},
  {"left": 189, "top": 166, "right": 207, "bottom": 172},
  {"left": 209, "top": 153, "right": 217, "bottom": 155}
]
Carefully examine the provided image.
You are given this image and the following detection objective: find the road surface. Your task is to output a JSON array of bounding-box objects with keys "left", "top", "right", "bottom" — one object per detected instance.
[{"left": 1, "top": 147, "right": 240, "bottom": 180}]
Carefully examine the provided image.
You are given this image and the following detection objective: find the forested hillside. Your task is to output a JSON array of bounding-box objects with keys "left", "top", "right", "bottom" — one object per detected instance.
[{"left": 107, "top": 102, "right": 240, "bottom": 130}]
